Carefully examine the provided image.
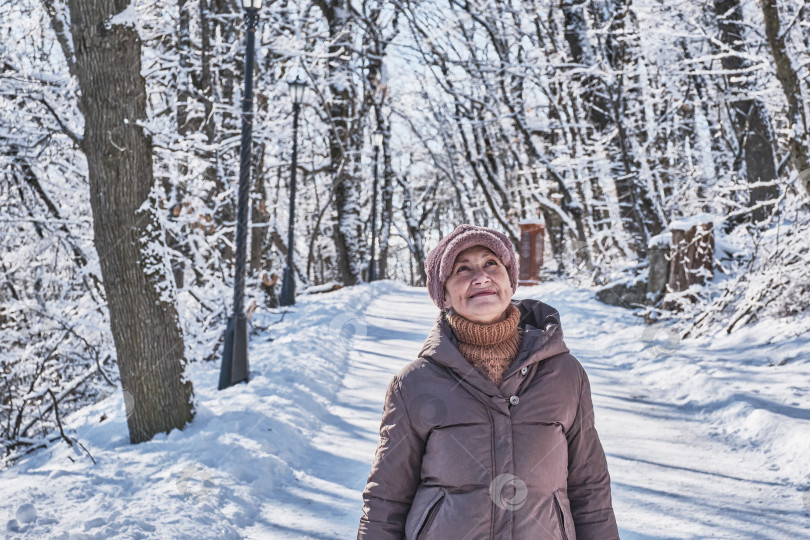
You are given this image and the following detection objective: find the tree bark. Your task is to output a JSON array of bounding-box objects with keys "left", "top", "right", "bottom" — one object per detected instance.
[
  {"left": 559, "top": 0, "right": 663, "bottom": 256},
  {"left": 714, "top": 0, "right": 780, "bottom": 224},
  {"left": 397, "top": 175, "right": 428, "bottom": 286},
  {"left": 560, "top": 0, "right": 609, "bottom": 129},
  {"left": 199, "top": 0, "right": 215, "bottom": 147},
  {"left": 198, "top": 0, "right": 233, "bottom": 260},
  {"left": 176, "top": 0, "right": 198, "bottom": 135},
  {"left": 378, "top": 128, "right": 394, "bottom": 280},
  {"left": 250, "top": 143, "right": 270, "bottom": 273},
  {"left": 68, "top": 0, "right": 194, "bottom": 444},
  {"left": 759, "top": 0, "right": 810, "bottom": 174},
  {"left": 316, "top": 0, "right": 363, "bottom": 286},
  {"left": 363, "top": 5, "right": 393, "bottom": 280}
]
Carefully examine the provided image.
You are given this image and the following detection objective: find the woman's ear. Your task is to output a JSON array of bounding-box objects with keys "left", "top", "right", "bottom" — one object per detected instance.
[{"left": 442, "top": 290, "right": 452, "bottom": 310}]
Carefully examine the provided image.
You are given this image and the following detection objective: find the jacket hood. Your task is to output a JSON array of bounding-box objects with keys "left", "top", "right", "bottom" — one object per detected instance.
[
  {"left": 418, "top": 298, "right": 570, "bottom": 395},
  {"left": 512, "top": 297, "right": 563, "bottom": 333}
]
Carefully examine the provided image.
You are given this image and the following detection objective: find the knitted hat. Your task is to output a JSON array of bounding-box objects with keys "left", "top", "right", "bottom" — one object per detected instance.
[{"left": 425, "top": 224, "right": 518, "bottom": 309}]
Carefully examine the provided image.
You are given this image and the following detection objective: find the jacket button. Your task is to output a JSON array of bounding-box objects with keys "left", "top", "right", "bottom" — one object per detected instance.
[
  {"left": 520, "top": 367, "right": 528, "bottom": 376},
  {"left": 509, "top": 395, "right": 519, "bottom": 406}
]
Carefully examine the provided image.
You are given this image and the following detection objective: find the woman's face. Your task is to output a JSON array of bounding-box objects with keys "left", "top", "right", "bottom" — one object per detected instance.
[{"left": 443, "top": 246, "right": 513, "bottom": 324}]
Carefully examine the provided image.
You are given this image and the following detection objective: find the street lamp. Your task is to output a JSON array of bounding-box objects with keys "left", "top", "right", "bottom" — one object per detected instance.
[
  {"left": 368, "top": 127, "right": 384, "bottom": 282},
  {"left": 550, "top": 192, "right": 565, "bottom": 277},
  {"left": 280, "top": 76, "right": 306, "bottom": 306},
  {"left": 218, "top": 0, "right": 262, "bottom": 390}
]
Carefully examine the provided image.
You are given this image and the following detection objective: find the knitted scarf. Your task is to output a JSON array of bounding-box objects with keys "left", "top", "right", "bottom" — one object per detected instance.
[{"left": 447, "top": 304, "right": 522, "bottom": 386}]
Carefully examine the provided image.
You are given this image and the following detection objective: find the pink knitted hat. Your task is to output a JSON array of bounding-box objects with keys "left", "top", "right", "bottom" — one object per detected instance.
[{"left": 425, "top": 224, "right": 518, "bottom": 309}]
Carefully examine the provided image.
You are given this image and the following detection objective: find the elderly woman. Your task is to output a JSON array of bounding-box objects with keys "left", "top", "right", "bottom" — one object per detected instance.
[{"left": 357, "top": 224, "right": 619, "bottom": 540}]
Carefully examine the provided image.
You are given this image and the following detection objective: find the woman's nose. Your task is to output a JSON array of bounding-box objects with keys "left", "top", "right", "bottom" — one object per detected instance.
[{"left": 472, "top": 267, "right": 490, "bottom": 283}]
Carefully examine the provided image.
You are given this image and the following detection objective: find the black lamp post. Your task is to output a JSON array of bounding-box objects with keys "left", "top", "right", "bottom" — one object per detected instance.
[
  {"left": 218, "top": 0, "right": 262, "bottom": 390},
  {"left": 280, "top": 76, "right": 306, "bottom": 306},
  {"left": 368, "top": 128, "right": 384, "bottom": 282},
  {"left": 551, "top": 192, "right": 565, "bottom": 277}
]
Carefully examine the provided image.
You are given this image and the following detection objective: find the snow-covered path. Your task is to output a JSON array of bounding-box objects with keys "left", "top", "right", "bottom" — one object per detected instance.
[
  {"left": 254, "top": 283, "right": 809, "bottom": 539},
  {"left": 554, "top": 288, "right": 809, "bottom": 539},
  {"left": 249, "top": 286, "right": 432, "bottom": 538},
  {"left": 2, "top": 281, "right": 808, "bottom": 539}
]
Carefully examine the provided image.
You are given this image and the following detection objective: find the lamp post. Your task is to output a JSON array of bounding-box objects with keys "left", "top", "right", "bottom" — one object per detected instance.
[
  {"left": 551, "top": 192, "right": 565, "bottom": 277},
  {"left": 280, "top": 76, "right": 306, "bottom": 306},
  {"left": 368, "top": 127, "right": 384, "bottom": 282},
  {"left": 219, "top": 0, "right": 263, "bottom": 390}
]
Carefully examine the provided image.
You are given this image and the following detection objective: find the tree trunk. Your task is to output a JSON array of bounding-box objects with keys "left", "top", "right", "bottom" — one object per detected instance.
[
  {"left": 378, "top": 130, "right": 394, "bottom": 280},
  {"left": 759, "top": 0, "right": 810, "bottom": 174},
  {"left": 198, "top": 0, "right": 232, "bottom": 260},
  {"left": 560, "top": 0, "right": 609, "bottom": 129},
  {"left": 364, "top": 8, "right": 392, "bottom": 281},
  {"left": 397, "top": 176, "right": 428, "bottom": 286},
  {"left": 199, "top": 0, "right": 214, "bottom": 147},
  {"left": 250, "top": 143, "right": 270, "bottom": 273},
  {"left": 559, "top": 0, "right": 662, "bottom": 256},
  {"left": 176, "top": 0, "right": 195, "bottom": 135},
  {"left": 317, "top": 0, "right": 363, "bottom": 286},
  {"left": 714, "top": 0, "right": 779, "bottom": 224},
  {"left": 165, "top": 0, "right": 198, "bottom": 288},
  {"left": 68, "top": 0, "right": 194, "bottom": 444}
]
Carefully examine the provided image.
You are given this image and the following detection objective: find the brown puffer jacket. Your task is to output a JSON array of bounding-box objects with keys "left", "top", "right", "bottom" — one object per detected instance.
[{"left": 358, "top": 299, "right": 619, "bottom": 540}]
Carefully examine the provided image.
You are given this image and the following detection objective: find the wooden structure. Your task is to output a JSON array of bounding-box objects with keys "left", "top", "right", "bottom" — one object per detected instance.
[
  {"left": 518, "top": 220, "right": 545, "bottom": 285},
  {"left": 667, "top": 220, "right": 714, "bottom": 291},
  {"left": 663, "top": 217, "right": 714, "bottom": 310}
]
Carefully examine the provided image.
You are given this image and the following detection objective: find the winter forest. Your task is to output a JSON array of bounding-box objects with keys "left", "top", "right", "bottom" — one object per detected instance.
[{"left": 2, "top": 0, "right": 810, "bottom": 536}]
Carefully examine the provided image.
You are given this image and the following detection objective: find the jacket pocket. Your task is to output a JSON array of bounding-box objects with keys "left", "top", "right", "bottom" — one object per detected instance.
[
  {"left": 415, "top": 489, "right": 445, "bottom": 540},
  {"left": 552, "top": 488, "right": 574, "bottom": 540}
]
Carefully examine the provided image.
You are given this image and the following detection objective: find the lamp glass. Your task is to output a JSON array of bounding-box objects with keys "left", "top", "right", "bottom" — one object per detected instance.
[
  {"left": 372, "top": 130, "right": 383, "bottom": 148},
  {"left": 289, "top": 77, "right": 306, "bottom": 104},
  {"left": 242, "top": 0, "right": 262, "bottom": 9}
]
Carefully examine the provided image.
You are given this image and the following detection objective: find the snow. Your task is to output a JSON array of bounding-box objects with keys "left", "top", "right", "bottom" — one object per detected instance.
[
  {"left": 136, "top": 182, "right": 180, "bottom": 307},
  {"left": 2, "top": 280, "right": 809, "bottom": 538},
  {"left": 669, "top": 212, "right": 718, "bottom": 231},
  {"left": 648, "top": 230, "right": 672, "bottom": 249},
  {"left": 714, "top": 232, "right": 748, "bottom": 261},
  {"left": 298, "top": 281, "right": 342, "bottom": 295},
  {"left": 694, "top": 104, "right": 717, "bottom": 183},
  {"left": 517, "top": 217, "right": 544, "bottom": 225},
  {"left": 106, "top": 3, "right": 139, "bottom": 31}
]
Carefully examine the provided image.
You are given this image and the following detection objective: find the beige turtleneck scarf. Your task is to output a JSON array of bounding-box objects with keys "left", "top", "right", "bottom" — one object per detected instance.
[{"left": 447, "top": 304, "right": 523, "bottom": 386}]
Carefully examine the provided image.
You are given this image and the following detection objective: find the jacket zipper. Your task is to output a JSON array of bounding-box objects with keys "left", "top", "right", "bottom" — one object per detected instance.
[
  {"left": 488, "top": 408, "right": 496, "bottom": 540},
  {"left": 416, "top": 491, "right": 445, "bottom": 540},
  {"left": 553, "top": 493, "right": 569, "bottom": 540}
]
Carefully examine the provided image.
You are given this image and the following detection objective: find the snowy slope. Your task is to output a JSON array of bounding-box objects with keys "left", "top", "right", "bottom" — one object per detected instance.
[
  {"left": 2, "top": 280, "right": 809, "bottom": 539},
  {"left": 533, "top": 282, "right": 810, "bottom": 539},
  {"left": 2, "top": 281, "right": 397, "bottom": 539}
]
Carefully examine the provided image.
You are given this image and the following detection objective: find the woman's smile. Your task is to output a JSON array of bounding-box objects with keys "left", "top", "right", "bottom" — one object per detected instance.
[{"left": 469, "top": 289, "right": 496, "bottom": 298}]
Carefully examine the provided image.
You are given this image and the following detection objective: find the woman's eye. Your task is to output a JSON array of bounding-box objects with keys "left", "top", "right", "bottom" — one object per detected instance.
[
  {"left": 486, "top": 259, "right": 497, "bottom": 266},
  {"left": 456, "top": 265, "right": 469, "bottom": 273}
]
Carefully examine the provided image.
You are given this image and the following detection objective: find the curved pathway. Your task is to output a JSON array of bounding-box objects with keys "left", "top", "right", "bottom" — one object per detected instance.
[{"left": 255, "top": 283, "right": 808, "bottom": 539}]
